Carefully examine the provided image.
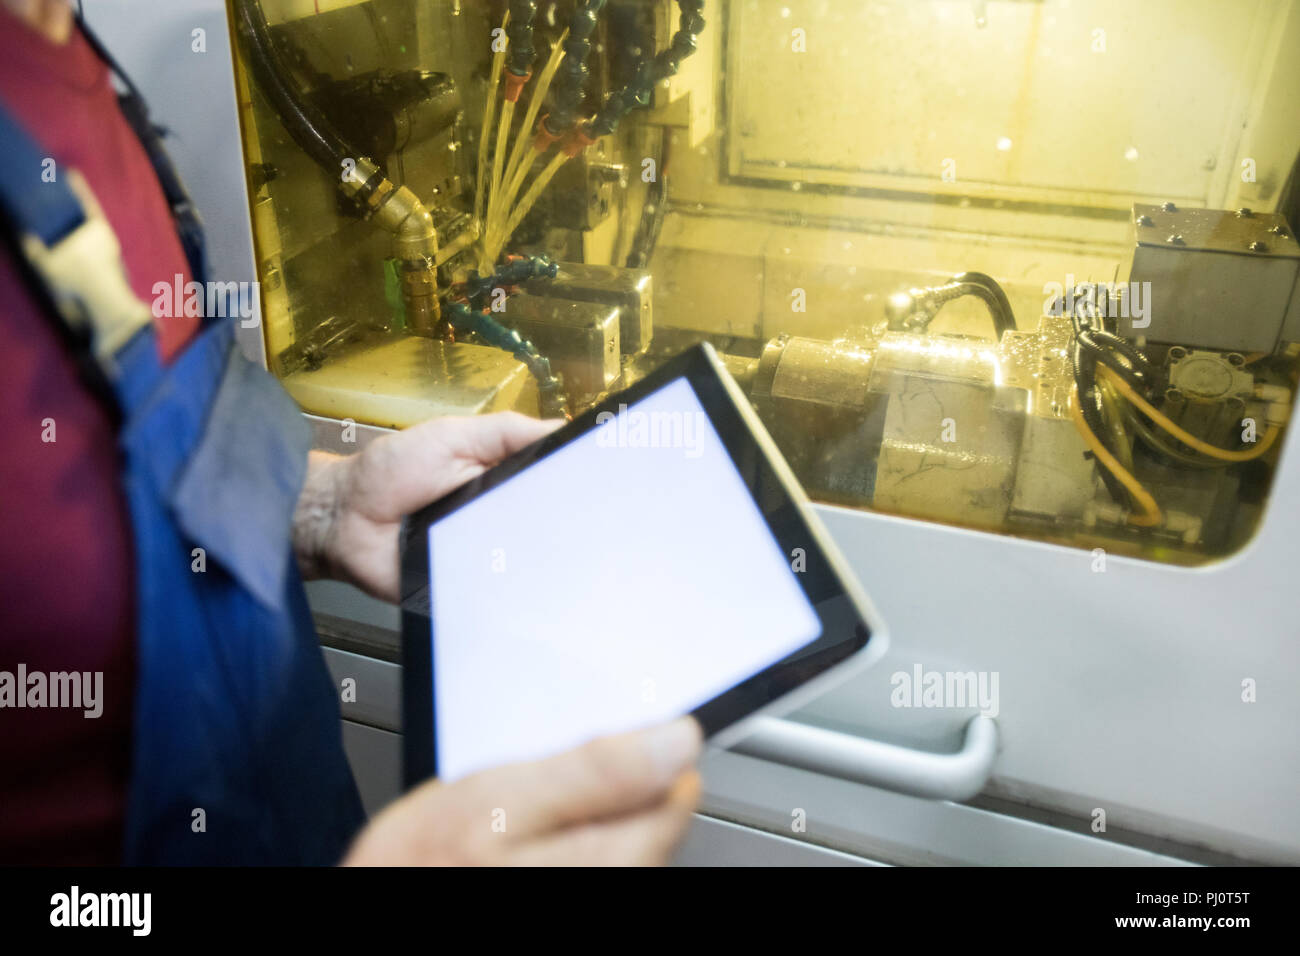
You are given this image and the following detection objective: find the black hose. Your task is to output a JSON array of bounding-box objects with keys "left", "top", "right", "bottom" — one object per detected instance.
[
  {"left": 1077, "top": 331, "right": 1149, "bottom": 390},
  {"left": 1083, "top": 327, "right": 1158, "bottom": 380},
  {"left": 951, "top": 272, "right": 1015, "bottom": 339},
  {"left": 626, "top": 129, "right": 670, "bottom": 269},
  {"left": 1072, "top": 339, "right": 1129, "bottom": 505},
  {"left": 233, "top": 0, "right": 363, "bottom": 177},
  {"left": 1124, "top": 406, "right": 1228, "bottom": 470}
]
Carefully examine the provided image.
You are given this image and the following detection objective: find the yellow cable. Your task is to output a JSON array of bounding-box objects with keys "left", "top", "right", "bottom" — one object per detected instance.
[
  {"left": 502, "top": 29, "right": 569, "bottom": 195},
  {"left": 486, "top": 140, "right": 547, "bottom": 263},
  {"left": 489, "top": 98, "right": 515, "bottom": 219},
  {"left": 474, "top": 11, "right": 510, "bottom": 228},
  {"left": 1095, "top": 376, "right": 1134, "bottom": 473},
  {"left": 1070, "top": 385, "right": 1163, "bottom": 528},
  {"left": 1097, "top": 365, "right": 1280, "bottom": 462},
  {"left": 488, "top": 144, "right": 537, "bottom": 252},
  {"left": 486, "top": 151, "right": 568, "bottom": 265},
  {"left": 483, "top": 32, "right": 570, "bottom": 266}
]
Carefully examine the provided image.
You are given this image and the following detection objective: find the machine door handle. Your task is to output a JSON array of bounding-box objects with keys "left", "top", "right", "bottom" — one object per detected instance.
[{"left": 730, "top": 715, "right": 999, "bottom": 802}]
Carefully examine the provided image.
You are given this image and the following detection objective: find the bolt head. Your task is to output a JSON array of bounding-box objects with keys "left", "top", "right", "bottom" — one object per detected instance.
[
  {"left": 1161, "top": 201, "right": 1178, "bottom": 212},
  {"left": 1250, "top": 240, "right": 1268, "bottom": 252}
]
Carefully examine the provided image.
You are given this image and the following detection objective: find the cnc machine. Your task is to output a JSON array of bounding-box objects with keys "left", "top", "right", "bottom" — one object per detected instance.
[{"left": 86, "top": 0, "right": 1300, "bottom": 864}]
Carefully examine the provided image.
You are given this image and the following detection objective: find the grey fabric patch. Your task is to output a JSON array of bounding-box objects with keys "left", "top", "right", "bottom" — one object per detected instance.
[{"left": 170, "top": 345, "right": 310, "bottom": 610}]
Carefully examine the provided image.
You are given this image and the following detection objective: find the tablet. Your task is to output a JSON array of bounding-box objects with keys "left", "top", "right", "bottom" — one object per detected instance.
[{"left": 400, "top": 343, "right": 887, "bottom": 785}]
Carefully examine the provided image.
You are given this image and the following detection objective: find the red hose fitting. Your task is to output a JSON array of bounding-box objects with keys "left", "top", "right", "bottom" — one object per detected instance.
[
  {"left": 532, "top": 114, "right": 563, "bottom": 151},
  {"left": 562, "top": 124, "right": 598, "bottom": 157},
  {"left": 503, "top": 70, "right": 531, "bottom": 103}
]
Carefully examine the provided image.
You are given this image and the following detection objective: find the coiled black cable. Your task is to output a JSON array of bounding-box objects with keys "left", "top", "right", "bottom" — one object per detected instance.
[
  {"left": 1066, "top": 291, "right": 1159, "bottom": 505},
  {"left": 233, "top": 0, "right": 376, "bottom": 190},
  {"left": 1071, "top": 336, "right": 1129, "bottom": 504}
]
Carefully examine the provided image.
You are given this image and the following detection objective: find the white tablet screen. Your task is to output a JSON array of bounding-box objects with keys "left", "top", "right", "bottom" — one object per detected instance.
[{"left": 427, "top": 377, "right": 821, "bottom": 781}]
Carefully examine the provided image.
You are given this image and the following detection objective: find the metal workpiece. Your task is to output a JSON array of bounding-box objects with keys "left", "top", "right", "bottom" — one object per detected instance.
[
  {"left": 751, "top": 335, "right": 876, "bottom": 410},
  {"left": 443, "top": 301, "right": 569, "bottom": 419},
  {"left": 497, "top": 293, "right": 622, "bottom": 396},
  {"left": 871, "top": 378, "right": 1025, "bottom": 531},
  {"left": 524, "top": 261, "right": 653, "bottom": 355},
  {"left": 1010, "top": 413, "right": 1096, "bottom": 520},
  {"left": 432, "top": 213, "right": 481, "bottom": 271},
  {"left": 283, "top": 337, "right": 540, "bottom": 428},
  {"left": 868, "top": 330, "right": 1006, "bottom": 391}
]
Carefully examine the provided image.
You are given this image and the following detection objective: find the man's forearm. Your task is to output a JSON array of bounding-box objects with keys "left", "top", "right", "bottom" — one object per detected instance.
[{"left": 292, "top": 450, "right": 347, "bottom": 581}]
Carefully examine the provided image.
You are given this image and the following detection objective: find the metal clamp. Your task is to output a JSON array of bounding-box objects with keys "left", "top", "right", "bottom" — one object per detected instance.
[{"left": 730, "top": 715, "right": 999, "bottom": 802}]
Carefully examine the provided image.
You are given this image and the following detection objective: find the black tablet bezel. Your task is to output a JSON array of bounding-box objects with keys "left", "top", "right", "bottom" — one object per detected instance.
[{"left": 400, "top": 343, "right": 873, "bottom": 787}]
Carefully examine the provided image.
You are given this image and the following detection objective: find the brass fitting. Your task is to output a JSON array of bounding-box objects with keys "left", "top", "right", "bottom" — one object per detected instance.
[
  {"left": 336, "top": 157, "right": 442, "bottom": 336},
  {"left": 399, "top": 261, "right": 440, "bottom": 336},
  {"left": 374, "top": 184, "right": 438, "bottom": 262},
  {"left": 370, "top": 180, "right": 441, "bottom": 336}
]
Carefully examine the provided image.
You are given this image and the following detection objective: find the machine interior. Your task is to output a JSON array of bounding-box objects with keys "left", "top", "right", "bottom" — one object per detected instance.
[{"left": 225, "top": 0, "right": 1300, "bottom": 566}]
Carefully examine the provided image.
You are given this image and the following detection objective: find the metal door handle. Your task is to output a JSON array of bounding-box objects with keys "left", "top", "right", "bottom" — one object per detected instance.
[{"left": 730, "top": 715, "right": 999, "bottom": 802}]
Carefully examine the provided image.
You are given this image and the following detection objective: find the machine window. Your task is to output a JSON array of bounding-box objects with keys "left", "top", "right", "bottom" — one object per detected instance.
[{"left": 226, "top": 0, "right": 1300, "bottom": 566}]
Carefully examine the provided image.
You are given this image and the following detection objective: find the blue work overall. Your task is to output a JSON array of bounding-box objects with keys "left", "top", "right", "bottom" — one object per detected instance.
[{"left": 0, "top": 80, "right": 365, "bottom": 862}]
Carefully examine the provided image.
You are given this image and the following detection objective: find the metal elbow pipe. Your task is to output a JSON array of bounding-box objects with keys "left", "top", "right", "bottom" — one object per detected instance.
[
  {"left": 374, "top": 183, "right": 438, "bottom": 261},
  {"left": 363, "top": 174, "right": 440, "bottom": 335}
]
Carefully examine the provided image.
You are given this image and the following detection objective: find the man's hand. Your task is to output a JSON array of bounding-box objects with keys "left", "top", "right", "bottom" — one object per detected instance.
[
  {"left": 343, "top": 717, "right": 703, "bottom": 866},
  {"left": 293, "top": 412, "right": 561, "bottom": 602}
]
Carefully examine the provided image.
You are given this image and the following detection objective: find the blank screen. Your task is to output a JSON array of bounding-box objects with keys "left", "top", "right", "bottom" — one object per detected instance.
[{"left": 428, "top": 377, "right": 821, "bottom": 781}]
